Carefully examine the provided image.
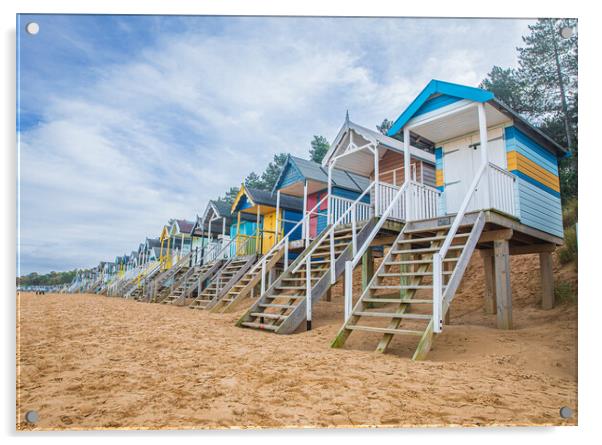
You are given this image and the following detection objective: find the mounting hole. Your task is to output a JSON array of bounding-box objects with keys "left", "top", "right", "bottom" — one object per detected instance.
[
  {"left": 25, "top": 410, "right": 39, "bottom": 423},
  {"left": 26, "top": 22, "right": 39, "bottom": 35},
  {"left": 559, "top": 406, "right": 573, "bottom": 419}
]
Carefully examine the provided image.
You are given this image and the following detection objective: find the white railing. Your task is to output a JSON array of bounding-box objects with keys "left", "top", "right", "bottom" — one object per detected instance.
[
  {"left": 432, "top": 161, "right": 488, "bottom": 334},
  {"left": 408, "top": 181, "right": 441, "bottom": 221},
  {"left": 296, "top": 181, "right": 376, "bottom": 329},
  {"left": 201, "top": 236, "right": 235, "bottom": 265},
  {"left": 488, "top": 162, "right": 517, "bottom": 217},
  {"left": 343, "top": 181, "right": 410, "bottom": 320},
  {"left": 330, "top": 196, "right": 371, "bottom": 226},
  {"left": 376, "top": 182, "right": 405, "bottom": 221},
  {"left": 255, "top": 193, "right": 330, "bottom": 295},
  {"left": 376, "top": 181, "right": 441, "bottom": 222}
]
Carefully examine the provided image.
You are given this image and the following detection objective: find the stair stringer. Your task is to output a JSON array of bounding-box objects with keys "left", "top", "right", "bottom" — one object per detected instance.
[
  {"left": 274, "top": 218, "right": 378, "bottom": 334},
  {"left": 412, "top": 211, "right": 486, "bottom": 360},
  {"left": 211, "top": 246, "right": 285, "bottom": 313},
  {"left": 167, "top": 260, "right": 224, "bottom": 306},
  {"left": 236, "top": 224, "right": 335, "bottom": 328},
  {"left": 124, "top": 264, "right": 161, "bottom": 299},
  {"left": 205, "top": 255, "right": 258, "bottom": 309},
  {"left": 331, "top": 224, "right": 412, "bottom": 349}
]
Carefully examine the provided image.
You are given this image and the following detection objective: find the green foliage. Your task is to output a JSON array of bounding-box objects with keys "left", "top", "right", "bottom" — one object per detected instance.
[
  {"left": 376, "top": 119, "right": 394, "bottom": 135},
  {"left": 17, "top": 269, "right": 78, "bottom": 286},
  {"left": 557, "top": 198, "right": 577, "bottom": 266},
  {"left": 481, "top": 18, "right": 578, "bottom": 200},
  {"left": 216, "top": 186, "right": 240, "bottom": 205},
  {"left": 562, "top": 197, "right": 578, "bottom": 228},
  {"left": 260, "top": 153, "right": 288, "bottom": 190},
  {"left": 309, "top": 135, "right": 330, "bottom": 164},
  {"left": 479, "top": 66, "right": 526, "bottom": 113},
  {"left": 554, "top": 280, "right": 576, "bottom": 304},
  {"left": 244, "top": 171, "right": 264, "bottom": 189},
  {"left": 558, "top": 225, "right": 578, "bottom": 266}
]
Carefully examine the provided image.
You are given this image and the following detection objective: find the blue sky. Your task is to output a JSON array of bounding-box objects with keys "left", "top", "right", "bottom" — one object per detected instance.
[{"left": 17, "top": 15, "right": 533, "bottom": 274}]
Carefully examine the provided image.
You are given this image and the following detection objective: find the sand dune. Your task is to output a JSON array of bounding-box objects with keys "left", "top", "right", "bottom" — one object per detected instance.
[{"left": 16, "top": 253, "right": 577, "bottom": 430}]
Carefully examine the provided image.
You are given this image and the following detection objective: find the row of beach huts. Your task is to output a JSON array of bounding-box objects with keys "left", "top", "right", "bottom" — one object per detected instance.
[{"left": 62, "top": 80, "right": 567, "bottom": 359}]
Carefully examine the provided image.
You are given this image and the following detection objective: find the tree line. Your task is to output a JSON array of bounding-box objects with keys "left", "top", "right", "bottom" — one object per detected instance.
[{"left": 17, "top": 270, "right": 78, "bottom": 287}]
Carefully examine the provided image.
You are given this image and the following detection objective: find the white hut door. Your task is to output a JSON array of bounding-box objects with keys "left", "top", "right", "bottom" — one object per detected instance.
[
  {"left": 443, "top": 130, "right": 506, "bottom": 215},
  {"left": 442, "top": 136, "right": 473, "bottom": 214}
]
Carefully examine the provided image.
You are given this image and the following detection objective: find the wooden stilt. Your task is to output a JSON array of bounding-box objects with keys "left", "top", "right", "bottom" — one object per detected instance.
[
  {"left": 325, "top": 288, "right": 332, "bottom": 302},
  {"left": 481, "top": 250, "right": 497, "bottom": 314},
  {"left": 493, "top": 240, "right": 512, "bottom": 329},
  {"left": 540, "top": 251, "right": 555, "bottom": 309}
]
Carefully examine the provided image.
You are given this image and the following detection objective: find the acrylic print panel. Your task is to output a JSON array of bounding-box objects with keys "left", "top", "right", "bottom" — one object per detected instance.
[{"left": 16, "top": 14, "right": 578, "bottom": 430}]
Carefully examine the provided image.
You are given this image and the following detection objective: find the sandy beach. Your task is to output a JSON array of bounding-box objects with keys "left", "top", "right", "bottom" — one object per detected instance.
[{"left": 16, "top": 253, "right": 577, "bottom": 430}]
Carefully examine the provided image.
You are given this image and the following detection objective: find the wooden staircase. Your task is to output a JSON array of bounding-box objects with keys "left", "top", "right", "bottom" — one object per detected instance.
[
  {"left": 189, "top": 255, "right": 257, "bottom": 310},
  {"left": 161, "top": 260, "right": 224, "bottom": 305},
  {"left": 237, "top": 220, "right": 377, "bottom": 334},
  {"left": 123, "top": 263, "right": 162, "bottom": 299},
  {"left": 209, "top": 244, "right": 285, "bottom": 313},
  {"left": 331, "top": 212, "right": 485, "bottom": 359},
  {"left": 143, "top": 253, "right": 193, "bottom": 303}
]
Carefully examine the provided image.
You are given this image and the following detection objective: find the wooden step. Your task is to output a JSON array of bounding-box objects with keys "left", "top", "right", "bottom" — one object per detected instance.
[
  {"left": 371, "top": 284, "right": 444, "bottom": 290},
  {"left": 391, "top": 245, "right": 465, "bottom": 255},
  {"left": 259, "top": 303, "right": 296, "bottom": 309},
  {"left": 353, "top": 311, "right": 431, "bottom": 320},
  {"left": 241, "top": 322, "right": 278, "bottom": 331},
  {"left": 396, "top": 233, "right": 470, "bottom": 244},
  {"left": 346, "top": 325, "right": 424, "bottom": 336},
  {"left": 362, "top": 298, "right": 433, "bottom": 304},
  {"left": 378, "top": 271, "right": 452, "bottom": 277},
  {"left": 386, "top": 258, "right": 458, "bottom": 265},
  {"left": 267, "top": 294, "right": 304, "bottom": 300},
  {"left": 250, "top": 312, "right": 286, "bottom": 320}
]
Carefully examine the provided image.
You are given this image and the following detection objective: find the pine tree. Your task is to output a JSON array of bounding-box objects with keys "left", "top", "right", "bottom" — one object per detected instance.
[
  {"left": 309, "top": 135, "right": 330, "bottom": 164},
  {"left": 217, "top": 186, "right": 240, "bottom": 205},
  {"left": 244, "top": 172, "right": 264, "bottom": 189},
  {"left": 479, "top": 66, "right": 526, "bottom": 113},
  {"left": 517, "top": 19, "right": 577, "bottom": 139},
  {"left": 480, "top": 18, "right": 577, "bottom": 198},
  {"left": 376, "top": 118, "right": 394, "bottom": 135},
  {"left": 260, "top": 153, "right": 288, "bottom": 190}
]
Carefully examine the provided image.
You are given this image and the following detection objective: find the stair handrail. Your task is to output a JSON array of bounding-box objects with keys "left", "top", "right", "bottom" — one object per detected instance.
[
  {"left": 149, "top": 250, "right": 194, "bottom": 300},
  {"left": 202, "top": 232, "right": 244, "bottom": 265},
  {"left": 124, "top": 261, "right": 161, "bottom": 298},
  {"left": 292, "top": 180, "right": 375, "bottom": 276},
  {"left": 251, "top": 193, "right": 329, "bottom": 293},
  {"left": 341, "top": 181, "right": 411, "bottom": 320},
  {"left": 194, "top": 232, "right": 258, "bottom": 298},
  {"left": 432, "top": 161, "right": 488, "bottom": 334}
]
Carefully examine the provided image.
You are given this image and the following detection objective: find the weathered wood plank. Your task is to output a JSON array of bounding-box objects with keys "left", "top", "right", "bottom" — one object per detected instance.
[
  {"left": 481, "top": 250, "right": 497, "bottom": 314},
  {"left": 540, "top": 251, "right": 555, "bottom": 310},
  {"left": 494, "top": 239, "right": 513, "bottom": 329}
]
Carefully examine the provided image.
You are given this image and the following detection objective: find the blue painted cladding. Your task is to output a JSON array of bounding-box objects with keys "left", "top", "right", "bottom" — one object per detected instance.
[
  {"left": 513, "top": 171, "right": 561, "bottom": 198},
  {"left": 236, "top": 194, "right": 253, "bottom": 211},
  {"left": 516, "top": 177, "right": 563, "bottom": 238},
  {"left": 505, "top": 125, "right": 563, "bottom": 238},
  {"left": 278, "top": 162, "right": 304, "bottom": 190},
  {"left": 505, "top": 126, "right": 559, "bottom": 174},
  {"left": 283, "top": 209, "right": 303, "bottom": 240},
  {"left": 229, "top": 220, "right": 258, "bottom": 255},
  {"left": 317, "top": 211, "right": 328, "bottom": 235},
  {"left": 413, "top": 94, "right": 462, "bottom": 118}
]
